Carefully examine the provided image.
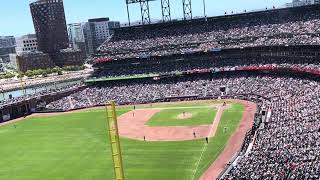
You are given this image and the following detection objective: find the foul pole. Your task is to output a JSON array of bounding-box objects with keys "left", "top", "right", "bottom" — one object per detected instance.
[{"left": 105, "top": 101, "right": 125, "bottom": 180}]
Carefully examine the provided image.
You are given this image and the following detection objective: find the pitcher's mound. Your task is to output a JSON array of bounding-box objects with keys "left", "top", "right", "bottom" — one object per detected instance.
[{"left": 177, "top": 113, "right": 193, "bottom": 119}]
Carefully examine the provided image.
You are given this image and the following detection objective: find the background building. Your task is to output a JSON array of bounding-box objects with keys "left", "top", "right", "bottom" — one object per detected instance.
[
  {"left": 82, "top": 18, "right": 120, "bottom": 56},
  {"left": 68, "top": 23, "right": 86, "bottom": 56},
  {"left": 0, "top": 36, "right": 16, "bottom": 49},
  {"left": 7, "top": 34, "right": 39, "bottom": 71},
  {"left": 15, "top": 34, "right": 38, "bottom": 54},
  {"left": 8, "top": 54, "right": 18, "bottom": 69},
  {"left": 30, "top": 0, "right": 69, "bottom": 54},
  {"left": 16, "top": 52, "right": 54, "bottom": 72},
  {"left": 0, "top": 36, "right": 16, "bottom": 63},
  {"left": 286, "top": 0, "right": 320, "bottom": 7},
  {"left": 53, "top": 49, "right": 84, "bottom": 67},
  {"left": 25, "top": 0, "right": 84, "bottom": 72}
]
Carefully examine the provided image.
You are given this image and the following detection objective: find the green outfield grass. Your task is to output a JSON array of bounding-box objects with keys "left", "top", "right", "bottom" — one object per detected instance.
[
  {"left": 147, "top": 108, "right": 217, "bottom": 126},
  {"left": 0, "top": 102, "right": 244, "bottom": 180}
]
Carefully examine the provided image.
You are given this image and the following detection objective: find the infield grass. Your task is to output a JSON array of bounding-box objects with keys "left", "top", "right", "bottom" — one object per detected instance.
[
  {"left": 0, "top": 102, "right": 244, "bottom": 180},
  {"left": 147, "top": 108, "right": 217, "bottom": 126}
]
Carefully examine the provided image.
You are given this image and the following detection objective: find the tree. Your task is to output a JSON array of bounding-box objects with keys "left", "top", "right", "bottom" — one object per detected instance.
[
  {"left": 17, "top": 73, "right": 24, "bottom": 78},
  {"left": 42, "top": 72, "right": 48, "bottom": 77}
]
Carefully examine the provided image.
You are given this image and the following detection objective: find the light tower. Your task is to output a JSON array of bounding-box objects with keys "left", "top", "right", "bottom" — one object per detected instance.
[
  {"left": 161, "top": 0, "right": 171, "bottom": 22},
  {"left": 125, "top": 0, "right": 192, "bottom": 25},
  {"left": 126, "top": 0, "right": 156, "bottom": 25},
  {"left": 182, "top": 0, "right": 192, "bottom": 20},
  {"left": 140, "top": 0, "right": 151, "bottom": 24}
]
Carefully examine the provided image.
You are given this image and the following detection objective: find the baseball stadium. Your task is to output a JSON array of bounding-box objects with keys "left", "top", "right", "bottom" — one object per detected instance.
[{"left": 1, "top": 1, "right": 320, "bottom": 180}]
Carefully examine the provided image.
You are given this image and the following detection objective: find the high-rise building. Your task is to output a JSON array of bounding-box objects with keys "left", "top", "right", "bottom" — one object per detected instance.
[
  {"left": 27, "top": 0, "right": 84, "bottom": 70},
  {"left": 82, "top": 18, "right": 120, "bottom": 55},
  {"left": 15, "top": 34, "right": 38, "bottom": 54},
  {"left": 30, "top": 0, "right": 69, "bottom": 54},
  {"left": 68, "top": 23, "right": 86, "bottom": 56}
]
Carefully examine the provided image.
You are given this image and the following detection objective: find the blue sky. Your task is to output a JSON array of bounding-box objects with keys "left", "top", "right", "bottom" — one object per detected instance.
[{"left": 1, "top": 0, "right": 291, "bottom": 37}]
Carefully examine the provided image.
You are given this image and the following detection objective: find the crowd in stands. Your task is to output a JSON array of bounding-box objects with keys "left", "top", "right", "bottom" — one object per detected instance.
[
  {"left": 45, "top": 96, "right": 71, "bottom": 111},
  {"left": 226, "top": 75, "right": 320, "bottom": 179},
  {"left": 46, "top": 72, "right": 320, "bottom": 179},
  {"left": 93, "top": 57, "right": 320, "bottom": 77},
  {"left": 0, "top": 83, "right": 84, "bottom": 108},
  {"left": 97, "top": 11, "right": 320, "bottom": 59}
]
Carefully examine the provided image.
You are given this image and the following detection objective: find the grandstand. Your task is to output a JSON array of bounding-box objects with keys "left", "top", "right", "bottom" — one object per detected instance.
[
  {"left": 95, "top": 4, "right": 320, "bottom": 60},
  {"left": 1, "top": 4, "right": 320, "bottom": 179}
]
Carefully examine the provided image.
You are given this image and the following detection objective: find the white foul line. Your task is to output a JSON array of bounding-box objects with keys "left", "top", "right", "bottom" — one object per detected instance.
[{"left": 191, "top": 105, "right": 223, "bottom": 180}]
